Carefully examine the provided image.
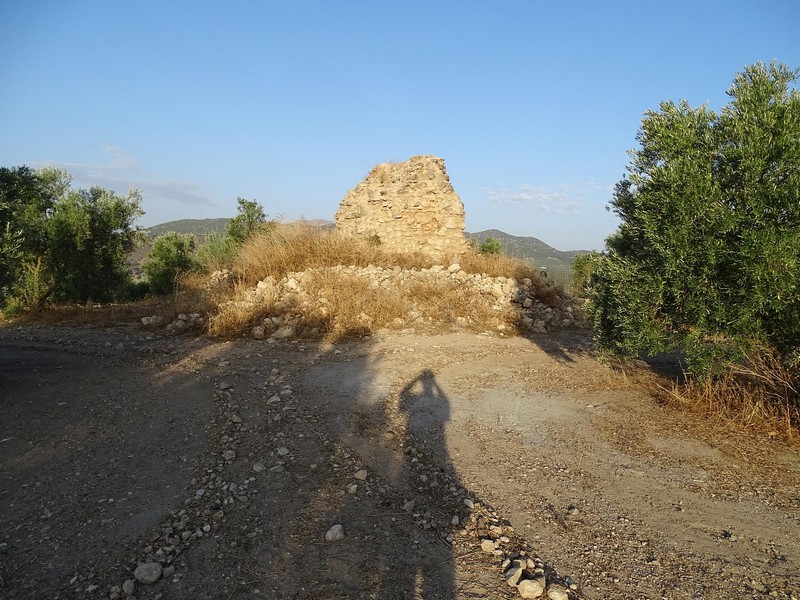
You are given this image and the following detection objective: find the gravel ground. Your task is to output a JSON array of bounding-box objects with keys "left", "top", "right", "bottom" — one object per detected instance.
[{"left": 1, "top": 323, "right": 798, "bottom": 599}]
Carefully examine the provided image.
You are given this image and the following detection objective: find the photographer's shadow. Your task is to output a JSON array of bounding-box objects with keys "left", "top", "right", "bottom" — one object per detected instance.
[{"left": 379, "top": 368, "right": 461, "bottom": 599}]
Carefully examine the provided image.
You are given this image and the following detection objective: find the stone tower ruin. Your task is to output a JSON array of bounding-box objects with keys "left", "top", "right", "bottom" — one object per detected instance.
[{"left": 335, "top": 155, "right": 470, "bottom": 260}]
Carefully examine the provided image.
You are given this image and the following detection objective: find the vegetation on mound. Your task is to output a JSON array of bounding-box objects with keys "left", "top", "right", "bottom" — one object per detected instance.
[{"left": 198, "top": 223, "right": 565, "bottom": 340}]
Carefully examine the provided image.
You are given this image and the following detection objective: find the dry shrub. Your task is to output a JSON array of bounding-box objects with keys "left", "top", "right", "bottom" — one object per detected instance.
[
  {"left": 206, "top": 225, "right": 570, "bottom": 338},
  {"left": 369, "top": 163, "right": 394, "bottom": 184},
  {"left": 207, "top": 270, "right": 408, "bottom": 340},
  {"left": 659, "top": 349, "right": 800, "bottom": 440},
  {"left": 233, "top": 223, "right": 436, "bottom": 286},
  {"left": 402, "top": 276, "right": 515, "bottom": 329},
  {"left": 303, "top": 271, "right": 407, "bottom": 340},
  {"left": 206, "top": 281, "right": 278, "bottom": 337},
  {"left": 235, "top": 224, "right": 559, "bottom": 297},
  {"left": 458, "top": 251, "right": 561, "bottom": 306},
  {"left": 11, "top": 301, "right": 159, "bottom": 326}
]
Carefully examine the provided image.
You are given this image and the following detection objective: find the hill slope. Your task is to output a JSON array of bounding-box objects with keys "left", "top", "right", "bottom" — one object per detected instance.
[
  {"left": 144, "top": 218, "right": 230, "bottom": 238},
  {"left": 465, "top": 229, "right": 587, "bottom": 265}
]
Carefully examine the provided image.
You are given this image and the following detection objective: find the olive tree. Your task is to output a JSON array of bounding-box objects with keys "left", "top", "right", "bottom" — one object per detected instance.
[
  {"left": 47, "top": 186, "right": 143, "bottom": 303},
  {"left": 226, "top": 197, "right": 268, "bottom": 244},
  {"left": 590, "top": 62, "right": 800, "bottom": 375},
  {"left": 0, "top": 167, "right": 66, "bottom": 298}
]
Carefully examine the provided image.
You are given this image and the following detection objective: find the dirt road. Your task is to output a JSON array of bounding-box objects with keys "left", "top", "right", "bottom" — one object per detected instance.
[{"left": 1, "top": 324, "right": 798, "bottom": 599}]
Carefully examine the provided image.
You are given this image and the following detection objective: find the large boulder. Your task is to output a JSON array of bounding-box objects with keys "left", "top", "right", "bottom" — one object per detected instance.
[{"left": 335, "top": 155, "right": 470, "bottom": 260}]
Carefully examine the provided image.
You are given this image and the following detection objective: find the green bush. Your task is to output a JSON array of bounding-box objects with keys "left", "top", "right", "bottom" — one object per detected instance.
[
  {"left": 571, "top": 252, "right": 602, "bottom": 297},
  {"left": 589, "top": 62, "right": 800, "bottom": 376},
  {"left": 125, "top": 279, "right": 152, "bottom": 301},
  {"left": 479, "top": 237, "right": 502, "bottom": 255},
  {"left": 195, "top": 232, "right": 239, "bottom": 272},
  {"left": 142, "top": 232, "right": 196, "bottom": 295},
  {"left": 194, "top": 199, "right": 272, "bottom": 273}
]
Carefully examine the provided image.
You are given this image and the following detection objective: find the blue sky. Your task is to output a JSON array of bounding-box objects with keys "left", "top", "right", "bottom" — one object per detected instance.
[{"left": 1, "top": 1, "right": 798, "bottom": 250}]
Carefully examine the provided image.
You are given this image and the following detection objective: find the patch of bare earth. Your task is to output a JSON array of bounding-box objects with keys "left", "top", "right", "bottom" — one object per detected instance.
[{"left": 1, "top": 325, "right": 798, "bottom": 599}]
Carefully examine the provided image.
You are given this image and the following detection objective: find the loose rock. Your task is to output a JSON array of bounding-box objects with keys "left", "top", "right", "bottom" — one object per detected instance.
[
  {"left": 547, "top": 583, "right": 569, "bottom": 600},
  {"left": 122, "top": 579, "right": 136, "bottom": 595},
  {"left": 325, "top": 524, "right": 345, "bottom": 542},
  {"left": 505, "top": 566, "right": 524, "bottom": 586},
  {"left": 518, "top": 577, "right": 545, "bottom": 598},
  {"left": 133, "top": 562, "right": 162, "bottom": 585}
]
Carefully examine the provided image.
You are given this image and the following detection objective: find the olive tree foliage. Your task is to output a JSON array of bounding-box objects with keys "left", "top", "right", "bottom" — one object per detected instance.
[
  {"left": 0, "top": 167, "right": 71, "bottom": 299},
  {"left": 226, "top": 197, "right": 268, "bottom": 244},
  {"left": 0, "top": 165, "right": 145, "bottom": 308},
  {"left": 142, "top": 232, "right": 196, "bottom": 295},
  {"left": 589, "top": 62, "right": 800, "bottom": 376},
  {"left": 570, "top": 252, "right": 603, "bottom": 297},
  {"left": 47, "top": 186, "right": 144, "bottom": 303}
]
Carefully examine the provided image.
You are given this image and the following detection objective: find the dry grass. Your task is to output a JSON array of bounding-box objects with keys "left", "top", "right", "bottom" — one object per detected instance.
[
  {"left": 658, "top": 350, "right": 800, "bottom": 440},
  {"left": 457, "top": 252, "right": 562, "bottom": 306},
  {"left": 8, "top": 301, "right": 160, "bottom": 326},
  {"left": 203, "top": 224, "right": 551, "bottom": 339},
  {"left": 369, "top": 163, "right": 394, "bottom": 184},
  {"left": 232, "top": 223, "right": 435, "bottom": 286},
  {"left": 300, "top": 271, "right": 408, "bottom": 339},
  {"left": 401, "top": 276, "right": 515, "bottom": 329},
  {"left": 7, "top": 272, "right": 217, "bottom": 330}
]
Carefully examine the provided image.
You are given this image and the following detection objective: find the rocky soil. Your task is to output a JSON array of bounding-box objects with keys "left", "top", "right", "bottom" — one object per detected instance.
[{"left": 1, "top": 323, "right": 799, "bottom": 599}]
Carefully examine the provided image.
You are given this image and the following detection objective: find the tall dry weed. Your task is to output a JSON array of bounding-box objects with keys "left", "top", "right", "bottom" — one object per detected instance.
[
  {"left": 233, "top": 224, "right": 424, "bottom": 285},
  {"left": 457, "top": 252, "right": 561, "bottom": 305},
  {"left": 660, "top": 349, "right": 800, "bottom": 440}
]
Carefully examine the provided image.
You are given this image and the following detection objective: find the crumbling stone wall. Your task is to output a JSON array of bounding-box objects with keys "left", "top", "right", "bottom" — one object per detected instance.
[{"left": 335, "top": 155, "right": 470, "bottom": 259}]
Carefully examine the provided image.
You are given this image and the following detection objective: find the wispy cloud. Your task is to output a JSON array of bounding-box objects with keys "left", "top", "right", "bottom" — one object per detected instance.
[
  {"left": 486, "top": 182, "right": 606, "bottom": 214},
  {"left": 36, "top": 146, "right": 215, "bottom": 207}
]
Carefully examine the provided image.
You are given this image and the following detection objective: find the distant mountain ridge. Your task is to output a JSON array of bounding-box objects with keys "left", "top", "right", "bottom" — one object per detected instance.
[
  {"left": 142, "top": 219, "right": 586, "bottom": 268},
  {"left": 465, "top": 229, "right": 588, "bottom": 265}
]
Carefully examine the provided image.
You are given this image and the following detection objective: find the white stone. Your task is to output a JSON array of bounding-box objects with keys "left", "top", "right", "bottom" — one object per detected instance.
[
  {"left": 517, "top": 578, "right": 545, "bottom": 598},
  {"left": 325, "top": 524, "right": 345, "bottom": 542},
  {"left": 271, "top": 325, "right": 295, "bottom": 340}
]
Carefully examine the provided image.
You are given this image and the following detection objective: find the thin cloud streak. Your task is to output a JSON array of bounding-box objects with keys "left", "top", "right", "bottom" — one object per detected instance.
[
  {"left": 486, "top": 182, "right": 608, "bottom": 214},
  {"left": 35, "top": 146, "right": 216, "bottom": 208}
]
